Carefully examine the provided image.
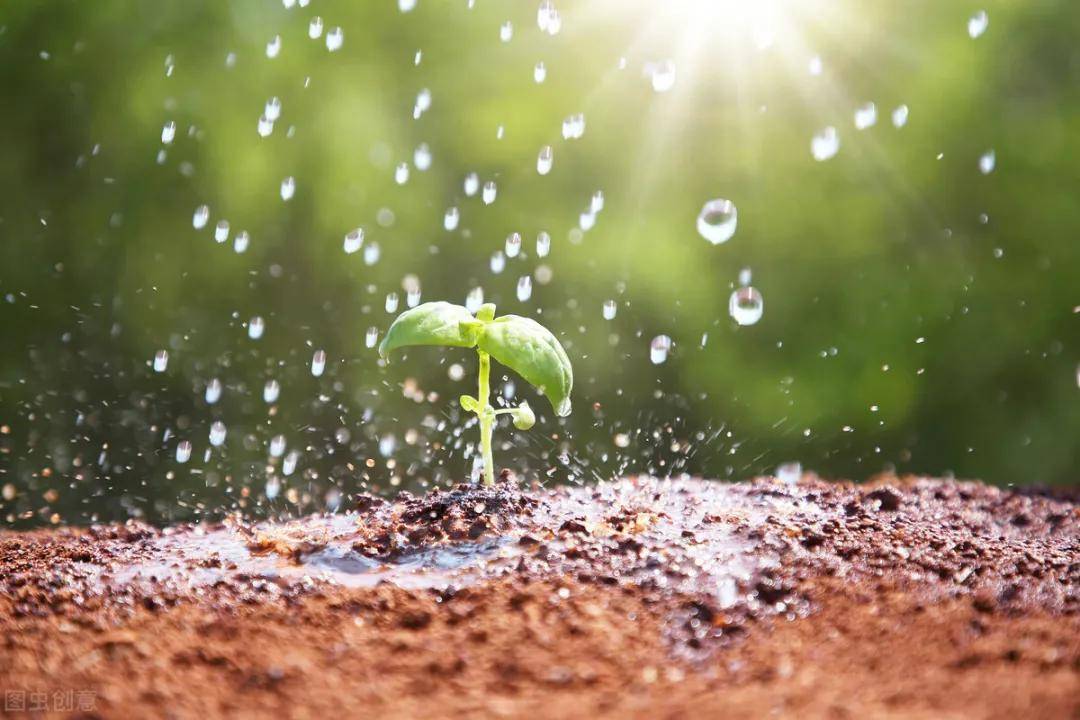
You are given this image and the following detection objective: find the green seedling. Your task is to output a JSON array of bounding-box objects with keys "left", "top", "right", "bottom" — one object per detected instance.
[{"left": 379, "top": 301, "right": 573, "bottom": 486}]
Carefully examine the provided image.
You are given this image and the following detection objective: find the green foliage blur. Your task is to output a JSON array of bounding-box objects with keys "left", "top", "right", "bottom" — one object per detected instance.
[{"left": 1, "top": 0, "right": 1077, "bottom": 525}]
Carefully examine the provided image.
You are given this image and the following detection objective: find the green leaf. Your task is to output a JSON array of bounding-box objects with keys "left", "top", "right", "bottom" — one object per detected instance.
[
  {"left": 478, "top": 315, "right": 573, "bottom": 416},
  {"left": 511, "top": 400, "right": 535, "bottom": 430},
  {"left": 378, "top": 302, "right": 479, "bottom": 359}
]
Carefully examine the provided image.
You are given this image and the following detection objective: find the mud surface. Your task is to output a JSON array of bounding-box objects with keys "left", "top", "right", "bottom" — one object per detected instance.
[{"left": 1, "top": 475, "right": 1077, "bottom": 718}]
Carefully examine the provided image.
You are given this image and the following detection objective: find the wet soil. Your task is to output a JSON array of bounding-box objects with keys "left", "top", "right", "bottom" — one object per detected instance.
[{"left": 1, "top": 474, "right": 1077, "bottom": 719}]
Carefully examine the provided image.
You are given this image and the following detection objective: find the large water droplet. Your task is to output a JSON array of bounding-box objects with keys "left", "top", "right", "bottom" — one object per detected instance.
[
  {"left": 499, "top": 21, "right": 513, "bottom": 42},
  {"left": 490, "top": 251, "right": 506, "bottom": 274},
  {"left": 257, "top": 115, "right": 274, "bottom": 138},
  {"left": 266, "top": 477, "right": 281, "bottom": 499},
  {"left": 729, "top": 286, "right": 764, "bottom": 326},
  {"left": 343, "top": 228, "right": 364, "bottom": 254},
  {"left": 153, "top": 350, "right": 169, "bottom": 372},
  {"left": 854, "top": 102, "right": 877, "bottom": 130},
  {"left": 248, "top": 316, "right": 265, "bottom": 339},
  {"left": 265, "top": 97, "right": 282, "bottom": 121},
  {"left": 464, "top": 172, "right": 479, "bottom": 196},
  {"left": 263, "top": 379, "right": 280, "bottom": 403},
  {"left": 233, "top": 231, "right": 250, "bottom": 254},
  {"left": 326, "top": 26, "right": 344, "bottom": 52},
  {"left": 811, "top": 126, "right": 840, "bottom": 161},
  {"left": 516, "top": 276, "right": 533, "bottom": 302},
  {"left": 505, "top": 232, "right": 521, "bottom": 258},
  {"left": 482, "top": 181, "right": 497, "bottom": 205},
  {"left": 399, "top": 0, "right": 417, "bottom": 12},
  {"left": 602, "top": 300, "right": 617, "bottom": 320},
  {"left": 209, "top": 421, "right": 227, "bottom": 447},
  {"left": 385, "top": 292, "right": 399, "bottom": 314},
  {"left": 413, "top": 142, "right": 432, "bottom": 170},
  {"left": 465, "top": 287, "right": 484, "bottom": 313},
  {"left": 176, "top": 440, "right": 192, "bottom": 463},
  {"left": 193, "top": 205, "right": 210, "bottom": 229},
  {"left": 561, "top": 113, "right": 585, "bottom": 140},
  {"left": 205, "top": 378, "right": 222, "bottom": 404},
  {"left": 365, "top": 327, "right": 379, "bottom": 348},
  {"left": 311, "top": 351, "right": 327, "bottom": 378},
  {"left": 214, "top": 220, "right": 230, "bottom": 243},
  {"left": 308, "top": 16, "right": 324, "bottom": 39},
  {"left": 968, "top": 10, "right": 988, "bottom": 39},
  {"left": 269, "top": 435, "right": 286, "bottom": 458},
  {"left": 363, "top": 241, "right": 381, "bottom": 266},
  {"left": 696, "top": 199, "right": 737, "bottom": 245},
  {"left": 650, "top": 335, "right": 672, "bottom": 364},
  {"left": 283, "top": 451, "right": 299, "bottom": 476}
]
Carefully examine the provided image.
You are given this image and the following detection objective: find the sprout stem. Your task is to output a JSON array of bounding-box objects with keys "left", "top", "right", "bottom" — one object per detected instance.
[{"left": 477, "top": 350, "right": 494, "bottom": 486}]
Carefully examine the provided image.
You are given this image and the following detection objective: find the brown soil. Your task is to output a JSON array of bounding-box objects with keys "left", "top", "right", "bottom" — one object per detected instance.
[{"left": 1, "top": 474, "right": 1077, "bottom": 719}]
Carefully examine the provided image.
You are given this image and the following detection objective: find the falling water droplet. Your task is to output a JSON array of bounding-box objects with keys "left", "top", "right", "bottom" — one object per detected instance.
[
  {"left": 209, "top": 421, "right": 227, "bottom": 447},
  {"left": 153, "top": 350, "right": 169, "bottom": 372},
  {"left": 649, "top": 60, "right": 676, "bottom": 93},
  {"left": 214, "top": 220, "right": 230, "bottom": 243},
  {"left": 363, "top": 241, "right": 381, "bottom": 266},
  {"left": 326, "top": 26, "right": 344, "bottom": 52},
  {"left": 395, "top": 162, "right": 410, "bottom": 185},
  {"left": 415, "top": 88, "right": 432, "bottom": 114},
  {"left": 561, "top": 113, "right": 586, "bottom": 139},
  {"left": 205, "top": 378, "right": 222, "bottom": 404},
  {"left": 602, "top": 300, "right": 617, "bottom": 320},
  {"left": 892, "top": 104, "right": 909, "bottom": 128},
  {"left": 499, "top": 21, "right": 513, "bottom": 42},
  {"left": 738, "top": 267, "right": 753, "bottom": 286},
  {"left": 263, "top": 379, "right": 280, "bottom": 403},
  {"left": 482, "top": 181, "right": 497, "bottom": 205},
  {"left": 443, "top": 207, "right": 460, "bottom": 231},
  {"left": 537, "top": 145, "right": 553, "bottom": 175},
  {"left": 968, "top": 10, "right": 988, "bottom": 39},
  {"left": 161, "top": 121, "right": 176, "bottom": 144},
  {"left": 516, "top": 276, "right": 533, "bottom": 302},
  {"left": 399, "top": 0, "right": 417, "bottom": 12},
  {"left": 579, "top": 211, "right": 596, "bottom": 231},
  {"left": 696, "top": 199, "right": 737, "bottom": 245},
  {"left": 776, "top": 462, "right": 802, "bottom": 484},
  {"left": 385, "top": 292, "right": 399, "bottom": 314},
  {"left": 280, "top": 176, "right": 296, "bottom": 201},
  {"left": 266, "top": 477, "right": 281, "bottom": 499},
  {"left": 403, "top": 274, "right": 422, "bottom": 307},
  {"left": 343, "top": 228, "right": 364, "bottom": 254},
  {"left": 854, "top": 102, "right": 877, "bottom": 130},
  {"left": 811, "top": 126, "right": 840, "bottom": 161},
  {"left": 309, "top": 350, "right": 327, "bottom": 378},
  {"left": 414, "top": 142, "right": 432, "bottom": 170},
  {"left": 308, "top": 16, "right": 324, "bottom": 39},
  {"left": 269, "top": 435, "right": 286, "bottom": 458},
  {"left": 365, "top": 327, "right": 379, "bottom": 348},
  {"left": 490, "top": 251, "right": 506, "bottom": 274},
  {"left": 978, "top": 149, "right": 996, "bottom": 175},
  {"left": 534, "top": 61, "right": 546, "bottom": 83},
  {"left": 650, "top": 335, "right": 672, "bottom": 364},
  {"left": 176, "top": 441, "right": 192, "bottom": 463},
  {"left": 283, "top": 451, "right": 299, "bottom": 476},
  {"left": 729, "top": 286, "right": 764, "bottom": 326},
  {"left": 464, "top": 172, "right": 479, "bottom": 196},
  {"left": 257, "top": 115, "right": 274, "bottom": 137},
  {"left": 233, "top": 231, "right": 250, "bottom": 254},
  {"left": 248, "top": 316, "right": 265, "bottom": 339},
  {"left": 193, "top": 205, "right": 210, "bottom": 229},
  {"left": 266, "top": 35, "right": 282, "bottom": 58},
  {"left": 465, "top": 287, "right": 484, "bottom": 313},
  {"left": 536, "top": 231, "right": 551, "bottom": 258},
  {"left": 808, "top": 55, "right": 823, "bottom": 75},
  {"left": 265, "top": 97, "right": 282, "bottom": 121},
  {"left": 590, "top": 190, "right": 605, "bottom": 213},
  {"left": 505, "top": 232, "right": 522, "bottom": 258}
]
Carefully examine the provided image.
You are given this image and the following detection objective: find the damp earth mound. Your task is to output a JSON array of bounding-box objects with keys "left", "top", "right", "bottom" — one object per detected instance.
[{"left": 1, "top": 475, "right": 1077, "bottom": 719}]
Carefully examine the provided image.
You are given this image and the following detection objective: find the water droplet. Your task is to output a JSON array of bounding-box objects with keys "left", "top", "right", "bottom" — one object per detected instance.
[
  {"left": 505, "top": 232, "right": 522, "bottom": 258},
  {"left": 205, "top": 378, "right": 222, "bottom": 404},
  {"left": 365, "top": 327, "right": 379, "bottom": 348},
  {"left": 537, "top": 145, "right": 553, "bottom": 175},
  {"left": 464, "top": 172, "right": 480, "bottom": 196},
  {"left": 176, "top": 441, "right": 192, "bottom": 463},
  {"left": 161, "top": 121, "right": 176, "bottom": 144},
  {"left": 269, "top": 435, "right": 286, "bottom": 458},
  {"left": 264, "top": 97, "right": 282, "bottom": 122},
  {"left": 590, "top": 190, "right": 605, "bottom": 213},
  {"left": 248, "top": 316, "right": 265, "bottom": 339},
  {"left": 650, "top": 335, "right": 672, "bottom": 365},
  {"left": 413, "top": 142, "right": 432, "bottom": 170},
  {"left": 325, "top": 26, "right": 343, "bottom": 52},
  {"left": 649, "top": 60, "right": 676, "bottom": 93},
  {"left": 214, "top": 220, "right": 230, "bottom": 243},
  {"left": 579, "top": 211, "right": 596, "bottom": 231},
  {"left": 776, "top": 461, "right": 801, "bottom": 484},
  {"left": 399, "top": 0, "right": 417, "bottom": 12},
  {"left": 891, "top": 104, "right": 909, "bottom": 128},
  {"left": 209, "top": 421, "right": 227, "bottom": 447},
  {"left": 443, "top": 207, "right": 460, "bottom": 231},
  {"left": 385, "top": 292, "right": 399, "bottom": 314},
  {"left": 403, "top": 274, "right": 422, "bottom": 306},
  {"left": 808, "top": 55, "right": 823, "bottom": 75},
  {"left": 233, "top": 231, "right": 250, "bottom": 254},
  {"left": 738, "top": 267, "right": 753, "bottom": 286},
  {"left": 263, "top": 379, "right": 280, "bottom": 403},
  {"left": 614, "top": 432, "right": 631, "bottom": 448},
  {"left": 266, "top": 476, "right": 281, "bottom": 499},
  {"left": 729, "top": 286, "right": 764, "bottom": 326},
  {"left": 602, "top": 300, "right": 617, "bottom": 320},
  {"left": 968, "top": 10, "right": 988, "bottom": 39},
  {"left": 516, "top": 276, "right": 533, "bottom": 302},
  {"left": 448, "top": 363, "right": 465, "bottom": 381},
  {"left": 153, "top": 350, "right": 169, "bottom": 372},
  {"left": 257, "top": 115, "right": 274, "bottom": 137},
  {"left": 534, "top": 61, "right": 546, "bottom": 83},
  {"left": 482, "top": 181, "right": 497, "bottom": 205},
  {"left": 283, "top": 451, "right": 299, "bottom": 476},
  {"left": 193, "top": 205, "right": 210, "bottom": 229},
  {"left": 308, "top": 16, "right": 324, "bottom": 39},
  {"left": 395, "top": 162, "right": 410, "bottom": 185},
  {"left": 561, "top": 113, "right": 586, "bottom": 139},
  {"left": 696, "top": 198, "right": 737, "bottom": 245},
  {"left": 363, "top": 241, "right": 381, "bottom": 266},
  {"left": 490, "top": 251, "right": 506, "bottom": 274},
  {"left": 415, "top": 88, "right": 432, "bottom": 115},
  {"left": 280, "top": 176, "right": 296, "bottom": 201},
  {"left": 854, "top": 102, "right": 877, "bottom": 130},
  {"left": 499, "top": 21, "right": 513, "bottom": 42},
  {"left": 978, "top": 149, "right": 996, "bottom": 175},
  {"left": 811, "top": 126, "right": 840, "bottom": 161},
  {"left": 266, "top": 35, "right": 282, "bottom": 59},
  {"left": 465, "top": 287, "right": 484, "bottom": 313},
  {"left": 536, "top": 231, "right": 551, "bottom": 258},
  {"left": 343, "top": 228, "right": 364, "bottom": 254}
]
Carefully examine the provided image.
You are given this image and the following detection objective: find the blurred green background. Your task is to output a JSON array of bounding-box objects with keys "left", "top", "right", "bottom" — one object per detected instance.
[{"left": 1, "top": 0, "right": 1078, "bottom": 526}]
